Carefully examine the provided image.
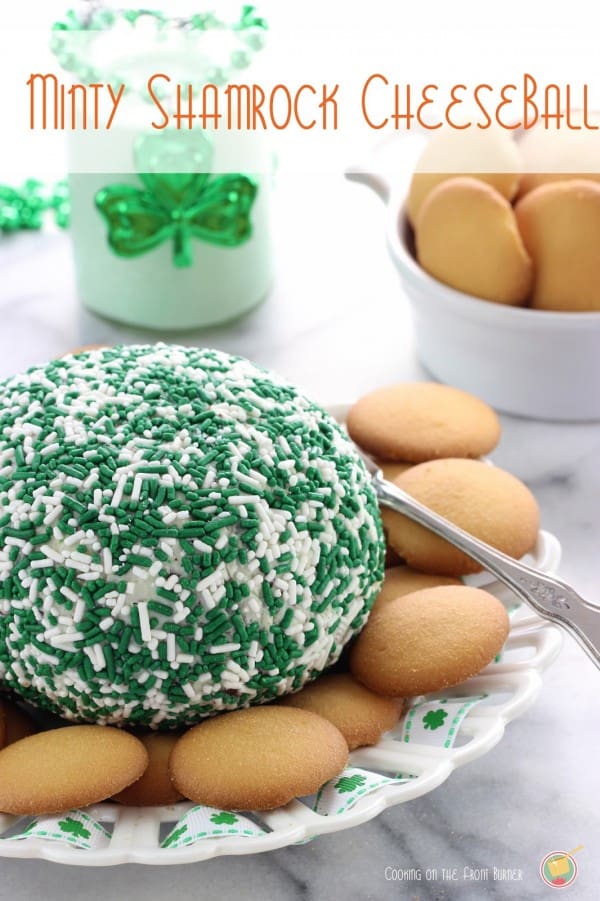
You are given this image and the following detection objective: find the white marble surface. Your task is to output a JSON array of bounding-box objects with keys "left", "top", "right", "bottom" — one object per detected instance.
[{"left": 0, "top": 174, "right": 599, "bottom": 900}]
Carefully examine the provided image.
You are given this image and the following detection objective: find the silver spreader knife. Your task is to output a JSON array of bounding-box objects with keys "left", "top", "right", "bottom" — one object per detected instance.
[{"left": 359, "top": 451, "right": 600, "bottom": 670}]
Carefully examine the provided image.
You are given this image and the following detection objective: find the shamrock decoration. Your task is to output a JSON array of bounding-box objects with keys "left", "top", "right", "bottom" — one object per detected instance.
[
  {"left": 163, "top": 824, "right": 188, "bottom": 847},
  {"left": 335, "top": 774, "right": 367, "bottom": 794},
  {"left": 422, "top": 709, "right": 448, "bottom": 731},
  {"left": 58, "top": 817, "right": 91, "bottom": 841},
  {"left": 95, "top": 132, "right": 257, "bottom": 269},
  {"left": 210, "top": 812, "right": 239, "bottom": 826}
]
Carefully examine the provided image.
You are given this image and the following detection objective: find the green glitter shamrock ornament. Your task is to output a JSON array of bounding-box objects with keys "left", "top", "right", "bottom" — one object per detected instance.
[
  {"left": 58, "top": 817, "right": 91, "bottom": 841},
  {"left": 422, "top": 709, "right": 448, "bottom": 731},
  {"left": 335, "top": 774, "right": 367, "bottom": 793},
  {"left": 95, "top": 132, "right": 257, "bottom": 268},
  {"left": 210, "top": 812, "right": 239, "bottom": 826}
]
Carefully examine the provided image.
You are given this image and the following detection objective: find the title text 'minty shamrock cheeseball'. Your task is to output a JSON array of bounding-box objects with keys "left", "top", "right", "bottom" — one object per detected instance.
[{"left": 0, "top": 345, "right": 384, "bottom": 728}]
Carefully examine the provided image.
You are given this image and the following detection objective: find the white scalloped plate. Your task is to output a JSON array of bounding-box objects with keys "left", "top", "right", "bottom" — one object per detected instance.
[{"left": 0, "top": 405, "right": 564, "bottom": 865}]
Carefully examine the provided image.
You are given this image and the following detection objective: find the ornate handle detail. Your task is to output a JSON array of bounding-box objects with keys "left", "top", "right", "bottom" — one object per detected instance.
[{"left": 512, "top": 575, "right": 571, "bottom": 610}]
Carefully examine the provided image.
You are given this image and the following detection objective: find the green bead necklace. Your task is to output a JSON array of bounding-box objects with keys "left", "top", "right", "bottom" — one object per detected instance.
[
  {"left": 0, "top": 180, "right": 70, "bottom": 234},
  {"left": 51, "top": 3, "right": 268, "bottom": 91}
]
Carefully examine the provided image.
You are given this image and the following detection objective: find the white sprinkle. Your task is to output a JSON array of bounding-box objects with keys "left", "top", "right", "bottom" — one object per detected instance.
[
  {"left": 112, "top": 596, "right": 126, "bottom": 618},
  {"left": 236, "top": 475, "right": 262, "bottom": 490},
  {"left": 36, "top": 652, "right": 60, "bottom": 666},
  {"left": 196, "top": 574, "right": 217, "bottom": 592},
  {"left": 99, "top": 617, "right": 114, "bottom": 631},
  {"left": 111, "top": 474, "right": 127, "bottom": 510},
  {"left": 131, "top": 475, "right": 143, "bottom": 503},
  {"left": 43, "top": 505, "right": 61, "bottom": 527},
  {"left": 137, "top": 602, "right": 151, "bottom": 643},
  {"left": 64, "top": 530, "right": 86, "bottom": 547},
  {"left": 173, "top": 608, "right": 189, "bottom": 624},
  {"left": 40, "top": 442, "right": 60, "bottom": 456},
  {"left": 31, "top": 558, "right": 54, "bottom": 570},
  {"left": 73, "top": 599, "right": 86, "bottom": 623},
  {"left": 40, "top": 545, "right": 64, "bottom": 564},
  {"left": 10, "top": 661, "right": 26, "bottom": 681},
  {"left": 70, "top": 551, "right": 93, "bottom": 565},
  {"left": 50, "top": 631, "right": 85, "bottom": 646},
  {"left": 166, "top": 633, "right": 176, "bottom": 662},
  {"left": 153, "top": 669, "right": 169, "bottom": 680},
  {"left": 182, "top": 683, "right": 196, "bottom": 699},
  {"left": 226, "top": 660, "right": 248, "bottom": 679},
  {"left": 65, "top": 558, "right": 90, "bottom": 573},
  {"left": 209, "top": 643, "right": 241, "bottom": 654},
  {"left": 192, "top": 539, "right": 212, "bottom": 554}
]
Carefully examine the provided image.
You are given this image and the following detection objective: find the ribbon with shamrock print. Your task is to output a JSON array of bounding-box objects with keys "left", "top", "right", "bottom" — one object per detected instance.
[
  {"left": 314, "top": 767, "right": 412, "bottom": 817},
  {"left": 314, "top": 695, "right": 486, "bottom": 816},
  {"left": 95, "top": 132, "right": 258, "bottom": 269},
  {"left": 400, "top": 695, "right": 486, "bottom": 749},
  {"left": 1, "top": 810, "right": 111, "bottom": 851},
  {"left": 161, "top": 806, "right": 265, "bottom": 848}
]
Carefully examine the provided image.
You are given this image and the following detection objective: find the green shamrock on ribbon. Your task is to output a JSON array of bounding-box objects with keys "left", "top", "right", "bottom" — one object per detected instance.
[
  {"left": 163, "top": 824, "right": 188, "bottom": 847},
  {"left": 210, "top": 812, "right": 239, "bottom": 826},
  {"left": 95, "top": 132, "right": 257, "bottom": 269},
  {"left": 335, "top": 774, "right": 367, "bottom": 794},
  {"left": 422, "top": 709, "right": 448, "bottom": 731},
  {"left": 58, "top": 817, "right": 91, "bottom": 841}
]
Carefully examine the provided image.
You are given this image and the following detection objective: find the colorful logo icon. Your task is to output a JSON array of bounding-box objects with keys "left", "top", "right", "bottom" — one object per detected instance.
[{"left": 540, "top": 846, "right": 583, "bottom": 888}]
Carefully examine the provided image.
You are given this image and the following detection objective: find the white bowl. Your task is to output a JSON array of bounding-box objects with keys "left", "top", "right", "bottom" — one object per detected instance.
[{"left": 348, "top": 160, "right": 600, "bottom": 421}]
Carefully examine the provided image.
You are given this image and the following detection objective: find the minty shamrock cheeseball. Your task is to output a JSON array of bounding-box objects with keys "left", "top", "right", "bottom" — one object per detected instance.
[{"left": 0, "top": 345, "right": 384, "bottom": 728}]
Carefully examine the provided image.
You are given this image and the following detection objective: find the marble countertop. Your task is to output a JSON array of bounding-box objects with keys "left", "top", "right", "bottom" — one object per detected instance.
[{"left": 0, "top": 174, "right": 599, "bottom": 901}]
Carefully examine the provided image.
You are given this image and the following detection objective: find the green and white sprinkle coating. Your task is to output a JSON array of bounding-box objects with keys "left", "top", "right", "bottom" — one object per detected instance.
[{"left": 0, "top": 345, "right": 384, "bottom": 728}]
